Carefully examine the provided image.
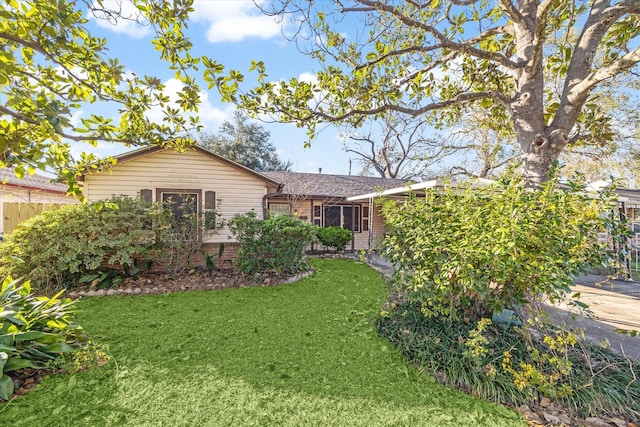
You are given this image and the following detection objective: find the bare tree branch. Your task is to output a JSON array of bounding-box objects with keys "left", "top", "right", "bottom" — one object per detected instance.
[
  {"left": 498, "top": 0, "right": 524, "bottom": 24},
  {"left": 570, "top": 46, "right": 640, "bottom": 104},
  {"left": 312, "top": 90, "right": 512, "bottom": 123},
  {"left": 554, "top": 0, "right": 639, "bottom": 131}
]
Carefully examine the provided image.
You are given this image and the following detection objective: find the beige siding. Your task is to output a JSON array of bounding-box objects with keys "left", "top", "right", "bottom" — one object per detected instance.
[
  {"left": 289, "top": 199, "right": 314, "bottom": 222},
  {"left": 369, "top": 202, "right": 388, "bottom": 251},
  {"left": 83, "top": 149, "right": 271, "bottom": 242}
]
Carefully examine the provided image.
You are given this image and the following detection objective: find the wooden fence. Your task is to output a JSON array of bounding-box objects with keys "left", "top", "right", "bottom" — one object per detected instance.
[{"left": 2, "top": 202, "right": 65, "bottom": 236}]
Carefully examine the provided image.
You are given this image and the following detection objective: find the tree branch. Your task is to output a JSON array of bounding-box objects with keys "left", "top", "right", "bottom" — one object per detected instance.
[
  {"left": 0, "top": 30, "right": 118, "bottom": 103},
  {"left": 356, "top": 0, "right": 520, "bottom": 70},
  {"left": 0, "top": 31, "right": 48, "bottom": 56},
  {"left": 554, "top": 0, "right": 640, "bottom": 130},
  {"left": 536, "top": 0, "right": 556, "bottom": 21},
  {"left": 356, "top": 24, "right": 510, "bottom": 73},
  {"left": 569, "top": 46, "right": 640, "bottom": 103},
  {"left": 0, "top": 104, "right": 132, "bottom": 145},
  {"left": 12, "top": 70, "right": 70, "bottom": 101},
  {"left": 308, "top": 90, "right": 512, "bottom": 123},
  {"left": 498, "top": 0, "right": 524, "bottom": 24}
]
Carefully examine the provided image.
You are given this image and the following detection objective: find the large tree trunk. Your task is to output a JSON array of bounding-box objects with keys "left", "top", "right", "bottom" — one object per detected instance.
[
  {"left": 519, "top": 126, "right": 568, "bottom": 187},
  {"left": 521, "top": 144, "right": 556, "bottom": 187}
]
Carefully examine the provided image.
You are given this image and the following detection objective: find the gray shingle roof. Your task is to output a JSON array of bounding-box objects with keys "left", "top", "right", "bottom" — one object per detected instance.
[
  {"left": 0, "top": 168, "right": 67, "bottom": 193},
  {"left": 262, "top": 171, "right": 407, "bottom": 198}
]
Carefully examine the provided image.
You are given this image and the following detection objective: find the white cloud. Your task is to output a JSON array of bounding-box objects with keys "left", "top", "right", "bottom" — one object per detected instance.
[
  {"left": 69, "top": 109, "right": 84, "bottom": 128},
  {"left": 192, "top": 0, "right": 283, "bottom": 43},
  {"left": 90, "top": 1, "right": 151, "bottom": 39},
  {"left": 144, "top": 78, "right": 232, "bottom": 132},
  {"left": 198, "top": 91, "right": 235, "bottom": 131},
  {"left": 298, "top": 72, "right": 318, "bottom": 84}
]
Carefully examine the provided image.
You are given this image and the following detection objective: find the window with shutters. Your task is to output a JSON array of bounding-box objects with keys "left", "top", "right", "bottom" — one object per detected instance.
[
  {"left": 142, "top": 188, "right": 219, "bottom": 232},
  {"left": 155, "top": 189, "right": 202, "bottom": 236}
]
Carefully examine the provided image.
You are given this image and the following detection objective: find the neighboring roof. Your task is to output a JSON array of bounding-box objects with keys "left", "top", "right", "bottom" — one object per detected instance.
[
  {"left": 614, "top": 189, "right": 640, "bottom": 207},
  {"left": 80, "top": 145, "right": 282, "bottom": 187},
  {"left": 0, "top": 168, "right": 68, "bottom": 194},
  {"left": 262, "top": 171, "right": 407, "bottom": 199},
  {"left": 616, "top": 189, "right": 640, "bottom": 199},
  {"left": 347, "top": 178, "right": 496, "bottom": 201},
  {"left": 346, "top": 178, "right": 640, "bottom": 205}
]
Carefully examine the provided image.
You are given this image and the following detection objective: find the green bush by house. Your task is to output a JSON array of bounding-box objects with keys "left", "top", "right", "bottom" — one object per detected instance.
[
  {"left": 316, "top": 226, "right": 352, "bottom": 252},
  {"left": 0, "top": 196, "right": 157, "bottom": 294},
  {"left": 229, "top": 212, "right": 316, "bottom": 274},
  {"left": 377, "top": 171, "right": 637, "bottom": 419}
]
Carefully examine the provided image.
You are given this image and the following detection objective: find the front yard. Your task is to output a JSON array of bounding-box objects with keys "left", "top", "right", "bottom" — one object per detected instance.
[{"left": 1, "top": 259, "right": 522, "bottom": 426}]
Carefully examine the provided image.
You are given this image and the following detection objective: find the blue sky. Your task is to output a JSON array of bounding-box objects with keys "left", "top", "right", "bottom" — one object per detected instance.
[{"left": 78, "top": 0, "right": 360, "bottom": 175}]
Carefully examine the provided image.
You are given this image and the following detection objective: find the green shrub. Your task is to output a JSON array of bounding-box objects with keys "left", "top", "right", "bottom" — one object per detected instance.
[
  {"left": 0, "top": 277, "right": 85, "bottom": 400},
  {"left": 316, "top": 226, "right": 352, "bottom": 252},
  {"left": 0, "top": 196, "right": 157, "bottom": 293},
  {"left": 376, "top": 301, "right": 640, "bottom": 419},
  {"left": 379, "top": 172, "right": 624, "bottom": 320},
  {"left": 229, "top": 212, "right": 316, "bottom": 274},
  {"left": 376, "top": 170, "right": 635, "bottom": 418}
]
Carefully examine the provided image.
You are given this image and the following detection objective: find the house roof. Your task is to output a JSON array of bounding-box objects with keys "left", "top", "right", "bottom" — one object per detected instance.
[
  {"left": 262, "top": 171, "right": 407, "bottom": 199},
  {"left": 614, "top": 189, "right": 640, "bottom": 207},
  {"left": 0, "top": 168, "right": 68, "bottom": 194},
  {"left": 79, "top": 145, "right": 282, "bottom": 187},
  {"left": 347, "top": 178, "right": 496, "bottom": 201}
]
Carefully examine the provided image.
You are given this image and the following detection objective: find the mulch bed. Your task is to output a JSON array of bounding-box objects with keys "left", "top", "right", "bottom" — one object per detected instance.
[{"left": 66, "top": 267, "right": 315, "bottom": 299}]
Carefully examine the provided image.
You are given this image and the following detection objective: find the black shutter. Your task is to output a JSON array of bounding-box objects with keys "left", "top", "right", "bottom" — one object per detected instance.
[
  {"left": 204, "top": 191, "right": 216, "bottom": 210},
  {"left": 140, "top": 189, "right": 153, "bottom": 204}
]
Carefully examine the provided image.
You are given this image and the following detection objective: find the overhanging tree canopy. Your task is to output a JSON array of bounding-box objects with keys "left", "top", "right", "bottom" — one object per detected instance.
[
  {"left": 0, "top": 0, "right": 203, "bottom": 195},
  {"left": 210, "top": 0, "right": 640, "bottom": 186}
]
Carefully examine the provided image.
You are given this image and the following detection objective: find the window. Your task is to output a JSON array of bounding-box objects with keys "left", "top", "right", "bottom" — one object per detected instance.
[
  {"left": 323, "top": 205, "right": 361, "bottom": 232},
  {"left": 156, "top": 189, "right": 203, "bottom": 235},
  {"left": 269, "top": 203, "right": 291, "bottom": 216},
  {"left": 313, "top": 204, "right": 322, "bottom": 226},
  {"left": 362, "top": 206, "right": 370, "bottom": 232},
  {"left": 161, "top": 191, "right": 199, "bottom": 220}
]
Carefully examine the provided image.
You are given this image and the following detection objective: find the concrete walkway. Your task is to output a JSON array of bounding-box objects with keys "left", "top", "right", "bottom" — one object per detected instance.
[
  {"left": 361, "top": 253, "right": 640, "bottom": 360},
  {"left": 549, "top": 274, "right": 640, "bottom": 360}
]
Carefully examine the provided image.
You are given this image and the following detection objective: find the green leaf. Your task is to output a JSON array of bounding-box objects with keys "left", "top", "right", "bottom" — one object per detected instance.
[
  {"left": 13, "top": 331, "right": 45, "bottom": 342},
  {"left": 4, "top": 357, "right": 39, "bottom": 372},
  {"left": 42, "top": 342, "right": 74, "bottom": 353},
  {"left": 35, "top": 333, "right": 64, "bottom": 344},
  {"left": 0, "top": 374, "right": 14, "bottom": 400},
  {"left": 0, "top": 345, "right": 17, "bottom": 353},
  {"left": 14, "top": 165, "right": 24, "bottom": 179},
  {"left": 79, "top": 273, "right": 101, "bottom": 283},
  {"left": 0, "top": 311, "right": 26, "bottom": 326}
]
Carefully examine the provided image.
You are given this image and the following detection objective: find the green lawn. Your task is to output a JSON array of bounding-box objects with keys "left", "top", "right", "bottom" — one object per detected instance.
[{"left": 1, "top": 259, "right": 524, "bottom": 426}]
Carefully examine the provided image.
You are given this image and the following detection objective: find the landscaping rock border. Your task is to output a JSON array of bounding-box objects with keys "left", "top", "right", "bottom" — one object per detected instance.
[{"left": 66, "top": 269, "right": 315, "bottom": 299}]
